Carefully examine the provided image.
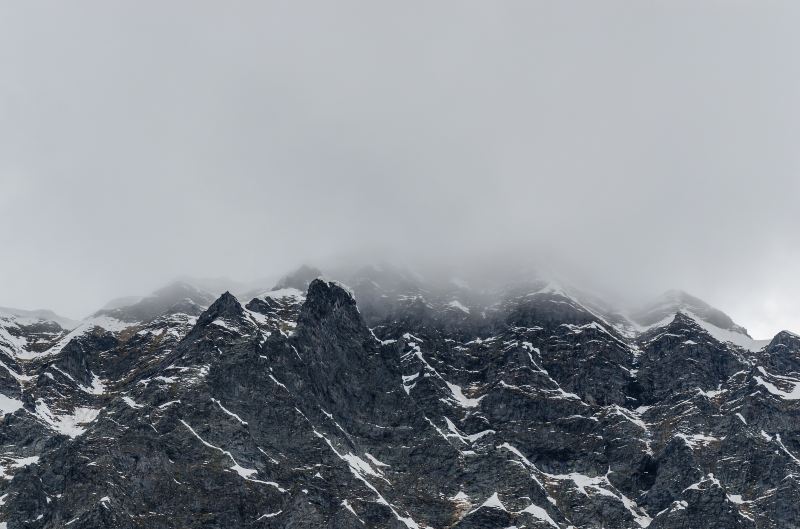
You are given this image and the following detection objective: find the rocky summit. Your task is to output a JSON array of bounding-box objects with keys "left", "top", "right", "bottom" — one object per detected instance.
[{"left": 0, "top": 267, "right": 799, "bottom": 529}]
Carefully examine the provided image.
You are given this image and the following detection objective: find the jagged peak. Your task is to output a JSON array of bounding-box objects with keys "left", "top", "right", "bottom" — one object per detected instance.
[
  {"left": 670, "top": 310, "right": 700, "bottom": 326},
  {"left": 0, "top": 306, "right": 79, "bottom": 330},
  {"left": 296, "top": 279, "right": 365, "bottom": 335},
  {"left": 649, "top": 310, "right": 768, "bottom": 352},
  {"left": 93, "top": 281, "right": 217, "bottom": 323},
  {"left": 303, "top": 279, "right": 356, "bottom": 310},
  {"left": 195, "top": 291, "right": 245, "bottom": 328},
  {"left": 632, "top": 289, "right": 749, "bottom": 337},
  {"left": 766, "top": 329, "right": 800, "bottom": 351},
  {"left": 639, "top": 311, "right": 700, "bottom": 341}
]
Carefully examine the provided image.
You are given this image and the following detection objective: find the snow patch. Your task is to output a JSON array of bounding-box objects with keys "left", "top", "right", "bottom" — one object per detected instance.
[
  {"left": 675, "top": 433, "right": 719, "bottom": 449},
  {"left": 520, "top": 503, "right": 560, "bottom": 528},
  {"left": 255, "top": 510, "right": 282, "bottom": 520},
  {"left": 122, "top": 396, "right": 143, "bottom": 409},
  {"left": 472, "top": 492, "right": 506, "bottom": 512},
  {"left": 445, "top": 382, "right": 484, "bottom": 408},
  {"left": 447, "top": 300, "right": 470, "bottom": 314},
  {"left": 754, "top": 367, "right": 800, "bottom": 400},
  {"left": 261, "top": 287, "right": 305, "bottom": 300},
  {"left": 0, "top": 394, "right": 23, "bottom": 416},
  {"left": 341, "top": 499, "right": 364, "bottom": 524},
  {"left": 0, "top": 455, "right": 40, "bottom": 480},
  {"left": 211, "top": 398, "right": 248, "bottom": 425},
  {"left": 34, "top": 401, "right": 100, "bottom": 438}
]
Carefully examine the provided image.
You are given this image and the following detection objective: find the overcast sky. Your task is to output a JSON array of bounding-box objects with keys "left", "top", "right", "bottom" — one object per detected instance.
[{"left": 1, "top": 1, "right": 799, "bottom": 338}]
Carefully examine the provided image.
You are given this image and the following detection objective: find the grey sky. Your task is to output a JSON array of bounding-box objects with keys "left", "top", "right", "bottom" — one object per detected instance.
[{"left": 1, "top": 1, "right": 799, "bottom": 338}]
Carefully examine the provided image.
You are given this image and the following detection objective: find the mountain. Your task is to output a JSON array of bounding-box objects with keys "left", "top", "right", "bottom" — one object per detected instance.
[
  {"left": 630, "top": 289, "right": 769, "bottom": 351},
  {"left": 272, "top": 264, "right": 323, "bottom": 292},
  {"left": 0, "top": 267, "right": 797, "bottom": 528},
  {"left": 0, "top": 306, "right": 79, "bottom": 330},
  {"left": 92, "top": 281, "right": 217, "bottom": 323}
]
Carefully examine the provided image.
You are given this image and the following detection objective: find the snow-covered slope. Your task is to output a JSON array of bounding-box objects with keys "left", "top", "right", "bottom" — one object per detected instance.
[{"left": 628, "top": 290, "right": 767, "bottom": 351}]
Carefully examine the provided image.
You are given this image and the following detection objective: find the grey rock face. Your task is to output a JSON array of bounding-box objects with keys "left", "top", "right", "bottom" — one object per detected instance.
[
  {"left": 0, "top": 272, "right": 797, "bottom": 528},
  {"left": 762, "top": 330, "right": 800, "bottom": 374}
]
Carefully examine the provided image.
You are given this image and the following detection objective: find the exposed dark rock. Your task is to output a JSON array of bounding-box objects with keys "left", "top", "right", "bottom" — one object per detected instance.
[{"left": 0, "top": 274, "right": 796, "bottom": 528}]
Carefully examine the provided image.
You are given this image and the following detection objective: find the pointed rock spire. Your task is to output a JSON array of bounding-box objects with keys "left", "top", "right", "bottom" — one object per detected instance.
[
  {"left": 296, "top": 279, "right": 366, "bottom": 338},
  {"left": 766, "top": 330, "right": 800, "bottom": 352},
  {"left": 634, "top": 289, "right": 749, "bottom": 336},
  {"left": 195, "top": 291, "right": 244, "bottom": 328}
]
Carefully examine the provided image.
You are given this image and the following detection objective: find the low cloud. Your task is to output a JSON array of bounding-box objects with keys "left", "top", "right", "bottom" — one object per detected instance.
[{"left": 1, "top": 1, "right": 798, "bottom": 337}]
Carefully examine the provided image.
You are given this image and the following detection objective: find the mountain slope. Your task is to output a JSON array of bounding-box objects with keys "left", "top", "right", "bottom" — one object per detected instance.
[{"left": 0, "top": 270, "right": 796, "bottom": 528}]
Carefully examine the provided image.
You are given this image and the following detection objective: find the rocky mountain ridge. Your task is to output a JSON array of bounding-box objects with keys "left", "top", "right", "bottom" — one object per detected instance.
[{"left": 0, "top": 267, "right": 798, "bottom": 528}]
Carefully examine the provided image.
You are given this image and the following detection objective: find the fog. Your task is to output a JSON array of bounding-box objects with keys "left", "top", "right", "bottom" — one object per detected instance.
[{"left": 1, "top": 1, "right": 799, "bottom": 338}]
